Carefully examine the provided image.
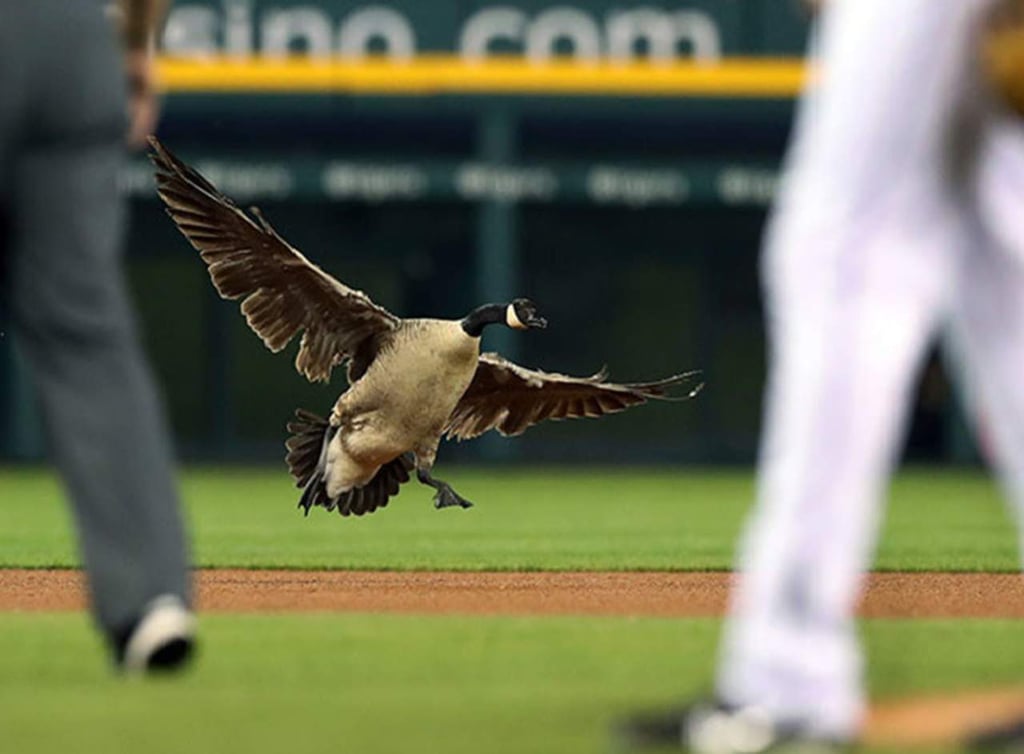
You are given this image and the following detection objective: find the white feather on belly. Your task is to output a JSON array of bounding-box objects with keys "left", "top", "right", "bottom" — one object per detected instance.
[{"left": 324, "top": 437, "right": 380, "bottom": 498}]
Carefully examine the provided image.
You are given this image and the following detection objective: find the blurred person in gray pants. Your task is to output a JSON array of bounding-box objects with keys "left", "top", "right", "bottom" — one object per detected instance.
[{"left": 0, "top": 0, "right": 194, "bottom": 672}]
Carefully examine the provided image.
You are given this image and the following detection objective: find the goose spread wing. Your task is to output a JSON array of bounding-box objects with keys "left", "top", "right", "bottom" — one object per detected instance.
[
  {"left": 444, "top": 353, "right": 703, "bottom": 440},
  {"left": 149, "top": 137, "right": 400, "bottom": 383}
]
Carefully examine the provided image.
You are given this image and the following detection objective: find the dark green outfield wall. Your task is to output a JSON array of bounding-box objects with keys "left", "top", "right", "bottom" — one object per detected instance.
[
  {"left": 0, "top": 3, "right": 971, "bottom": 463},
  {"left": 0, "top": 87, "right": 788, "bottom": 464}
]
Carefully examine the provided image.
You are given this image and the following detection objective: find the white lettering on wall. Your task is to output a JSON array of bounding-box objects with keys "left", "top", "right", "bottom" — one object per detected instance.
[
  {"left": 322, "top": 163, "right": 428, "bottom": 200},
  {"left": 163, "top": 7, "right": 220, "bottom": 57},
  {"left": 194, "top": 162, "right": 294, "bottom": 200},
  {"left": 460, "top": 7, "right": 527, "bottom": 61},
  {"left": 524, "top": 7, "right": 602, "bottom": 64},
  {"left": 338, "top": 6, "right": 416, "bottom": 60},
  {"left": 224, "top": 0, "right": 255, "bottom": 56},
  {"left": 162, "top": 3, "right": 723, "bottom": 63},
  {"left": 586, "top": 167, "right": 690, "bottom": 206},
  {"left": 261, "top": 7, "right": 334, "bottom": 57},
  {"left": 455, "top": 164, "right": 558, "bottom": 202},
  {"left": 716, "top": 168, "right": 777, "bottom": 205},
  {"left": 606, "top": 8, "right": 720, "bottom": 64}
]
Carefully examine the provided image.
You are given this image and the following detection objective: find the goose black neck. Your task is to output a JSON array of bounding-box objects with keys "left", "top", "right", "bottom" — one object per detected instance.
[{"left": 461, "top": 303, "right": 506, "bottom": 337}]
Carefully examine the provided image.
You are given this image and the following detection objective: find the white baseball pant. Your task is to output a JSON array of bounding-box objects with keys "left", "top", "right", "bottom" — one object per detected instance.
[{"left": 714, "top": 0, "right": 1024, "bottom": 739}]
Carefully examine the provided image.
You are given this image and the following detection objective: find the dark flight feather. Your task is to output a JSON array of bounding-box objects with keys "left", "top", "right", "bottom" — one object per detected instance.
[{"left": 148, "top": 137, "right": 399, "bottom": 384}]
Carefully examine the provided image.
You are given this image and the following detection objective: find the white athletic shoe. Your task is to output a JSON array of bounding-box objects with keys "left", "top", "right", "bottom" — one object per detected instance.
[
  {"left": 615, "top": 699, "right": 849, "bottom": 753},
  {"left": 117, "top": 594, "right": 197, "bottom": 674}
]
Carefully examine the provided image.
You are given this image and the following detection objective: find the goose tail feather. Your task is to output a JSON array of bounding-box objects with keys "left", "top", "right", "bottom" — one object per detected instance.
[
  {"left": 285, "top": 409, "right": 334, "bottom": 515},
  {"left": 333, "top": 453, "right": 415, "bottom": 517}
]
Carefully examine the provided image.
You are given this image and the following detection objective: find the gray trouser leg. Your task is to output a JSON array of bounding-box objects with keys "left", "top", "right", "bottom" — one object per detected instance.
[
  {"left": 1, "top": 0, "right": 192, "bottom": 638},
  {"left": 10, "top": 142, "right": 191, "bottom": 636}
]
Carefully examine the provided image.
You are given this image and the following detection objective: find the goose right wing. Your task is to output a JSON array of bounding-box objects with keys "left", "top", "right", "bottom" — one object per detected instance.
[
  {"left": 444, "top": 353, "right": 703, "bottom": 440},
  {"left": 149, "top": 137, "right": 400, "bottom": 383}
]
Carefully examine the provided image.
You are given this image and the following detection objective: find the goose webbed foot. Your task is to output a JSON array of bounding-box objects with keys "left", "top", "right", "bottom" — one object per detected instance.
[
  {"left": 433, "top": 483, "right": 474, "bottom": 510},
  {"left": 416, "top": 468, "right": 474, "bottom": 510}
]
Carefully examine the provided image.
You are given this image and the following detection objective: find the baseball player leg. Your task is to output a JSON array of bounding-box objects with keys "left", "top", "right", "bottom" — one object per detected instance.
[
  {"left": 7, "top": 2, "right": 191, "bottom": 641},
  {"left": 954, "top": 115, "right": 1024, "bottom": 554},
  {"left": 714, "top": 0, "right": 984, "bottom": 739}
]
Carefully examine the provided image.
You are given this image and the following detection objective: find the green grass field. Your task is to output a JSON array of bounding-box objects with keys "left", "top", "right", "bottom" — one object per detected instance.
[
  {"left": 0, "top": 466, "right": 1019, "bottom": 570},
  {"left": 2, "top": 465, "right": 1023, "bottom": 754},
  {"left": 2, "top": 614, "right": 1024, "bottom": 754}
]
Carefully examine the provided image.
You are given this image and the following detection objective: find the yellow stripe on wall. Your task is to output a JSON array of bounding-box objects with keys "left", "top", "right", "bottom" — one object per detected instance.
[{"left": 157, "top": 55, "right": 809, "bottom": 97}]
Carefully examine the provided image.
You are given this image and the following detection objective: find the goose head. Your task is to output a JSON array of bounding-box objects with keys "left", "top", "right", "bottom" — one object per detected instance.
[
  {"left": 505, "top": 298, "right": 548, "bottom": 330},
  {"left": 461, "top": 298, "right": 547, "bottom": 337}
]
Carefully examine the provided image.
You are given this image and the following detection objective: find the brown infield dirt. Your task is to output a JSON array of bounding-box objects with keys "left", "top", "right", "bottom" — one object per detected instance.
[
  {"left": 5, "top": 569, "right": 1024, "bottom": 748},
  {"left": 3, "top": 569, "right": 1024, "bottom": 616}
]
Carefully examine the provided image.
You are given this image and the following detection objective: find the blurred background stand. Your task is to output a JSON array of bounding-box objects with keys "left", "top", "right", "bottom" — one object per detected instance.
[{"left": 0, "top": 0, "right": 980, "bottom": 467}]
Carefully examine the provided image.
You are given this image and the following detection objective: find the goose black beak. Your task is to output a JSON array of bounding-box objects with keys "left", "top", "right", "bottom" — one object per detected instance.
[{"left": 527, "top": 315, "right": 548, "bottom": 329}]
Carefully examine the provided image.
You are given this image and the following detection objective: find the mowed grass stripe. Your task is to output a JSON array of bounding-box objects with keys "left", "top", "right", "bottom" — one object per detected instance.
[
  {"left": 2, "top": 613, "right": 1024, "bottom": 754},
  {"left": 0, "top": 467, "right": 1018, "bottom": 571}
]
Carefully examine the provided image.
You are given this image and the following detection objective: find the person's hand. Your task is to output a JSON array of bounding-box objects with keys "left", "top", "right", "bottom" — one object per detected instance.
[{"left": 125, "top": 49, "right": 160, "bottom": 150}]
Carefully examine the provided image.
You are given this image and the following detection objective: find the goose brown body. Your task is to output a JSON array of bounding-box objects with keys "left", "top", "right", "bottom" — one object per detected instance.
[
  {"left": 148, "top": 136, "right": 703, "bottom": 519},
  {"left": 325, "top": 319, "right": 480, "bottom": 497}
]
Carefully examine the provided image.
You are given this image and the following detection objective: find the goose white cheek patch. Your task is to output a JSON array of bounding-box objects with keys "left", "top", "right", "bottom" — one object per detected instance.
[{"left": 506, "top": 304, "right": 527, "bottom": 329}]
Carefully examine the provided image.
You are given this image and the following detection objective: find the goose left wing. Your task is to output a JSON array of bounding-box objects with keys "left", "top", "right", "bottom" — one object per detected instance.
[
  {"left": 443, "top": 353, "right": 703, "bottom": 441},
  {"left": 149, "top": 137, "right": 400, "bottom": 383}
]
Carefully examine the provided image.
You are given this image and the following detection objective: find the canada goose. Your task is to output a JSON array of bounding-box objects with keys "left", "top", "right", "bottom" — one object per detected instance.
[{"left": 148, "top": 137, "right": 703, "bottom": 518}]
